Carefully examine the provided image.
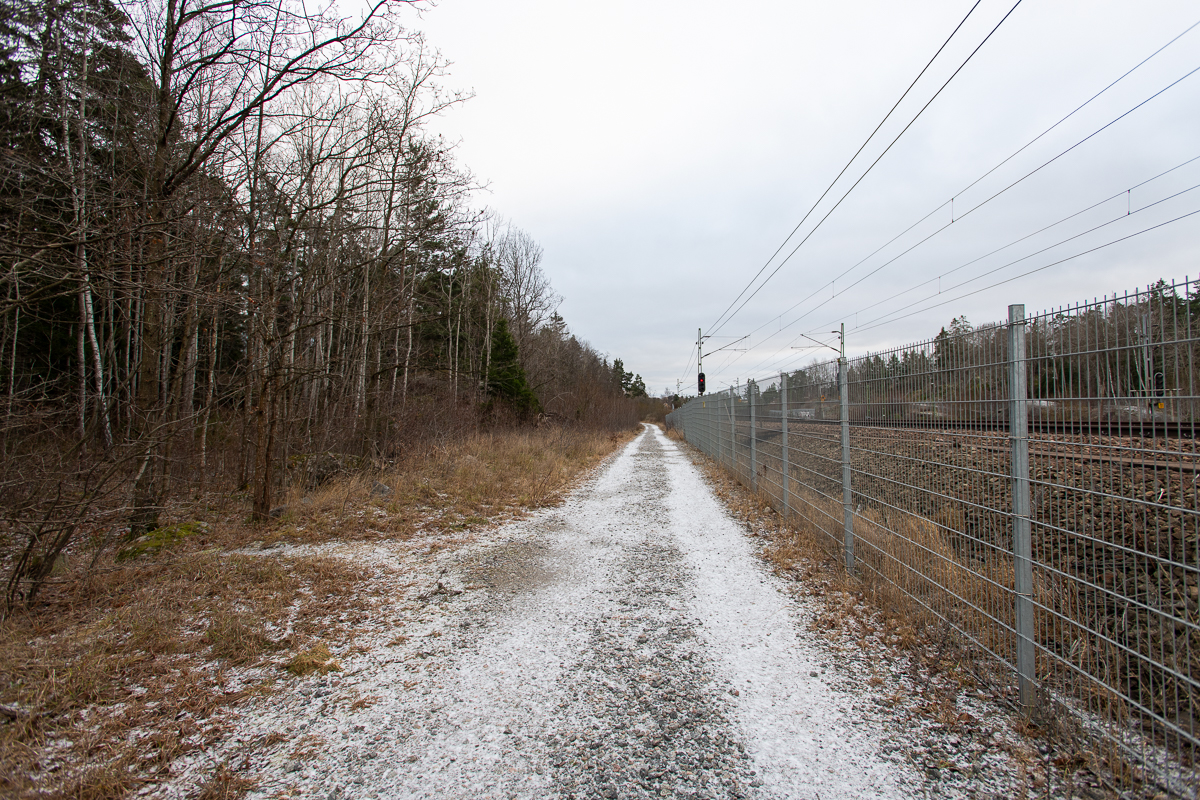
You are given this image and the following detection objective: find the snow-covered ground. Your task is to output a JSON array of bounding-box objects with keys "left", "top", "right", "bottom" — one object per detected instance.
[{"left": 154, "top": 424, "right": 1077, "bottom": 799}]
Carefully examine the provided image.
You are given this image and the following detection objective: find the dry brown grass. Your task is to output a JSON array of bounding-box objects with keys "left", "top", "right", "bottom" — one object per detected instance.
[
  {"left": 0, "top": 550, "right": 365, "bottom": 798},
  {"left": 0, "top": 424, "right": 635, "bottom": 798},
  {"left": 195, "top": 762, "right": 256, "bottom": 800},
  {"left": 269, "top": 426, "right": 633, "bottom": 544},
  {"left": 285, "top": 643, "right": 341, "bottom": 677},
  {"left": 205, "top": 609, "right": 284, "bottom": 665}
]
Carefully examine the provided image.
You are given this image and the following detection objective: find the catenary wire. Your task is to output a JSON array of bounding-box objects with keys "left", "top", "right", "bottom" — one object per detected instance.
[
  {"left": 714, "top": 17, "right": 1200, "bottom": 357},
  {"left": 723, "top": 165, "right": 1200, "bottom": 381},
  {"left": 852, "top": 205, "right": 1200, "bottom": 333},
  {"left": 745, "top": 202, "right": 1199, "bottom": 383},
  {"left": 686, "top": 13, "right": 1200, "bottom": 386},
  {"left": 703, "top": 0, "right": 987, "bottom": 338},
  {"left": 707, "top": 0, "right": 1026, "bottom": 339},
  {"left": 841, "top": 154, "right": 1200, "bottom": 320},
  {"left": 840, "top": 156, "right": 1200, "bottom": 300},
  {"left": 856, "top": 184, "right": 1200, "bottom": 329},
  {"left": 780, "top": 180, "right": 1200, "bottom": 374},
  {"left": 715, "top": 59, "right": 1200, "bottom": 380}
]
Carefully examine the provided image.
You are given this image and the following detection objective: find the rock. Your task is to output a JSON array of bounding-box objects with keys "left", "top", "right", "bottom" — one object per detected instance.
[
  {"left": 371, "top": 482, "right": 392, "bottom": 497},
  {"left": 115, "top": 521, "right": 209, "bottom": 561}
]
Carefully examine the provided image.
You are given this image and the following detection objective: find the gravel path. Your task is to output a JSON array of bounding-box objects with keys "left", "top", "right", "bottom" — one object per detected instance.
[{"left": 172, "top": 424, "right": 1046, "bottom": 799}]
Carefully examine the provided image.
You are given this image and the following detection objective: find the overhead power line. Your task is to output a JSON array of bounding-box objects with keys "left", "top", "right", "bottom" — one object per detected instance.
[
  {"left": 716, "top": 13, "right": 1200, "bottom": 361},
  {"left": 690, "top": 12, "right": 1200, "bottom": 388},
  {"left": 713, "top": 48, "right": 1200, "bottom": 380},
  {"left": 748, "top": 196, "right": 1200, "bottom": 380},
  {"left": 852, "top": 205, "right": 1200, "bottom": 333},
  {"left": 707, "top": 0, "right": 1026, "bottom": 339},
  {"left": 727, "top": 158, "right": 1200, "bottom": 380},
  {"left": 703, "top": 0, "right": 988, "bottom": 338},
  {"left": 842, "top": 156, "right": 1200, "bottom": 321},
  {"left": 742, "top": 203, "right": 1200, "bottom": 382}
]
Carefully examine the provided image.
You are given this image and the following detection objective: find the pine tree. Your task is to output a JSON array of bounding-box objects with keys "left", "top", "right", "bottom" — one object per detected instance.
[
  {"left": 611, "top": 358, "right": 627, "bottom": 391},
  {"left": 486, "top": 319, "right": 540, "bottom": 417}
]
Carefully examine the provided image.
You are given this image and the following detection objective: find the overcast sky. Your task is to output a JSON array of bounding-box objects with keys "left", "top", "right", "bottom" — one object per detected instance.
[{"left": 413, "top": 0, "right": 1200, "bottom": 396}]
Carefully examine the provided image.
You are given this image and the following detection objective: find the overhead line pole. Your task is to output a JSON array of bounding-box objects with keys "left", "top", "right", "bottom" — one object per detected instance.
[{"left": 837, "top": 322, "right": 854, "bottom": 572}]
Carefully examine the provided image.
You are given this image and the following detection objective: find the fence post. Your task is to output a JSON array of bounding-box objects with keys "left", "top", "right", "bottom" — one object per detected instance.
[
  {"left": 725, "top": 390, "right": 731, "bottom": 469},
  {"left": 1008, "top": 304, "right": 1036, "bottom": 712},
  {"left": 749, "top": 380, "right": 757, "bottom": 492},
  {"left": 719, "top": 391, "right": 726, "bottom": 469},
  {"left": 706, "top": 398, "right": 712, "bottom": 458},
  {"left": 718, "top": 393, "right": 724, "bottom": 466},
  {"left": 721, "top": 390, "right": 729, "bottom": 470},
  {"left": 729, "top": 389, "right": 736, "bottom": 474},
  {"left": 840, "top": 357, "right": 854, "bottom": 571},
  {"left": 781, "top": 371, "right": 789, "bottom": 517}
]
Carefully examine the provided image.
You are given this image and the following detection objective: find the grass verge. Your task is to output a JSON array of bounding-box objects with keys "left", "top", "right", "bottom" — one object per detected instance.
[{"left": 0, "top": 424, "right": 635, "bottom": 798}]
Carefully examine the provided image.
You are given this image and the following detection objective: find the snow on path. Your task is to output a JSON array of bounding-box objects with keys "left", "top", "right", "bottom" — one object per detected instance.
[
  {"left": 171, "top": 424, "right": 928, "bottom": 799},
  {"left": 663, "top": 425, "right": 911, "bottom": 797}
]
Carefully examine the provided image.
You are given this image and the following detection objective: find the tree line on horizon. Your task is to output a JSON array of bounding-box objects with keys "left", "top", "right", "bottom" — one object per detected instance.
[{"left": 698, "top": 278, "right": 1198, "bottom": 423}]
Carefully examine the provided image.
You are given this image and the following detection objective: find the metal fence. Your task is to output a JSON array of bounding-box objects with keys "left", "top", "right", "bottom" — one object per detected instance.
[{"left": 667, "top": 278, "right": 1200, "bottom": 796}]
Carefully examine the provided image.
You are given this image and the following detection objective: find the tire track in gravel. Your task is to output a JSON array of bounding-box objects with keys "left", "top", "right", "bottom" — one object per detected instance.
[{"left": 545, "top": 427, "right": 757, "bottom": 799}]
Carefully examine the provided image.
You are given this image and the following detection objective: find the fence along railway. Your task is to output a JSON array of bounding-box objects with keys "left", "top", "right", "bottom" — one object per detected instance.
[{"left": 667, "top": 277, "right": 1200, "bottom": 796}]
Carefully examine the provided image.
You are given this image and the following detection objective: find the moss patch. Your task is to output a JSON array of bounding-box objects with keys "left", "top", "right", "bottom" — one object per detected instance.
[{"left": 116, "top": 521, "right": 210, "bottom": 562}]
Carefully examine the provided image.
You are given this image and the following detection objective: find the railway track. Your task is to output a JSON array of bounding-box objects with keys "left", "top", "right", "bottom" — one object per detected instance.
[
  {"left": 721, "top": 419, "right": 1200, "bottom": 476},
  {"left": 740, "top": 414, "right": 1200, "bottom": 439}
]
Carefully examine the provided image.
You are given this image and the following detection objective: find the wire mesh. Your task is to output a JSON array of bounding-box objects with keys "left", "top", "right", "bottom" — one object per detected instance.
[{"left": 666, "top": 277, "right": 1200, "bottom": 796}]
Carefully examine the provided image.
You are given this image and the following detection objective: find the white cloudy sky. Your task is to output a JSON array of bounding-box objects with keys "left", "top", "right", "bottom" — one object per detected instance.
[{"left": 411, "top": 0, "right": 1200, "bottom": 396}]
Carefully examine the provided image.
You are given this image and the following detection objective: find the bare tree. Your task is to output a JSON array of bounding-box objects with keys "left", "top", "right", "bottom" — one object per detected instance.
[
  {"left": 122, "top": 0, "right": 415, "bottom": 529},
  {"left": 496, "top": 225, "right": 560, "bottom": 362}
]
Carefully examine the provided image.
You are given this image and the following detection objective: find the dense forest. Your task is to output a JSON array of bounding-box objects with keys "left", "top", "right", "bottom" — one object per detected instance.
[{"left": 0, "top": 0, "right": 650, "bottom": 608}]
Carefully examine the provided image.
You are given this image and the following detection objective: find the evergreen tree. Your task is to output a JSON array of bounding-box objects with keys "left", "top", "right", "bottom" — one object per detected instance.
[
  {"left": 611, "top": 358, "right": 627, "bottom": 391},
  {"left": 487, "top": 319, "right": 541, "bottom": 417}
]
